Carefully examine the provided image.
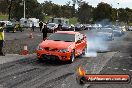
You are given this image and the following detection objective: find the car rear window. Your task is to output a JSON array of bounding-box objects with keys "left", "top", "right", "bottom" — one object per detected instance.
[{"left": 47, "top": 33, "right": 75, "bottom": 42}]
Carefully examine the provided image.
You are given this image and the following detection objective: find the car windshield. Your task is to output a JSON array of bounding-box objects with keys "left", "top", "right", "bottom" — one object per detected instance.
[
  {"left": 99, "top": 28, "right": 113, "bottom": 33},
  {"left": 47, "top": 33, "right": 75, "bottom": 42},
  {"left": 47, "top": 23, "right": 55, "bottom": 27},
  {"left": 63, "top": 24, "right": 69, "bottom": 27}
]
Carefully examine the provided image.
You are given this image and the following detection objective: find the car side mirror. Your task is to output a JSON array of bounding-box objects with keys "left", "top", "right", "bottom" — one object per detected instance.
[
  {"left": 83, "top": 34, "right": 86, "bottom": 38},
  {"left": 76, "top": 40, "right": 81, "bottom": 44}
]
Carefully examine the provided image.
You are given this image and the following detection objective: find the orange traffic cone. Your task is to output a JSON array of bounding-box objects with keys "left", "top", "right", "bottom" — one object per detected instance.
[
  {"left": 29, "top": 32, "right": 33, "bottom": 38},
  {"left": 20, "top": 44, "right": 29, "bottom": 55}
]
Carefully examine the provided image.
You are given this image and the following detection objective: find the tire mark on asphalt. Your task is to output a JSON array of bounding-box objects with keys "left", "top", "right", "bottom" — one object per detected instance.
[
  {"left": 0, "top": 64, "right": 24, "bottom": 77},
  {"left": 0, "top": 64, "right": 15, "bottom": 71},
  {"left": 4, "top": 68, "right": 49, "bottom": 88},
  {"left": 0, "top": 68, "right": 38, "bottom": 83},
  {"left": 58, "top": 52, "right": 116, "bottom": 88},
  {"left": 17, "top": 67, "right": 67, "bottom": 88},
  {"left": 18, "top": 58, "right": 89, "bottom": 88},
  {"left": 38, "top": 73, "right": 74, "bottom": 88}
]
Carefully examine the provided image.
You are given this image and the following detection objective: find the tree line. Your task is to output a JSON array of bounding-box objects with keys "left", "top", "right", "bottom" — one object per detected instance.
[{"left": 0, "top": 0, "right": 132, "bottom": 24}]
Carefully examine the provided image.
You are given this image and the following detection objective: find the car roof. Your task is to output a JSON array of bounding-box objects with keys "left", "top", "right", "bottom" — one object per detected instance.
[{"left": 55, "top": 31, "right": 80, "bottom": 34}]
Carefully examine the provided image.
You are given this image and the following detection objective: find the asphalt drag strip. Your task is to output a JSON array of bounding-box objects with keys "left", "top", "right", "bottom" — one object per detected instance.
[{"left": 0, "top": 51, "right": 116, "bottom": 88}]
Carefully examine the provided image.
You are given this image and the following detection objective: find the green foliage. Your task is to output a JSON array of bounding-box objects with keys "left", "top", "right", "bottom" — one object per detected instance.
[
  {"left": 0, "top": 0, "right": 132, "bottom": 24},
  {"left": 0, "top": 1, "right": 8, "bottom": 14},
  {"left": 43, "top": 16, "right": 52, "bottom": 22},
  {"left": 111, "top": 8, "right": 117, "bottom": 22},
  {"left": 128, "top": 23, "right": 132, "bottom": 26},
  {"left": 42, "top": 1, "right": 74, "bottom": 18},
  {"left": 78, "top": 3, "right": 93, "bottom": 23},
  {"left": 93, "top": 2, "right": 112, "bottom": 21},
  {"left": 0, "top": 14, "right": 8, "bottom": 20},
  {"left": 11, "top": 0, "right": 44, "bottom": 20},
  {"left": 69, "top": 17, "right": 78, "bottom": 24}
]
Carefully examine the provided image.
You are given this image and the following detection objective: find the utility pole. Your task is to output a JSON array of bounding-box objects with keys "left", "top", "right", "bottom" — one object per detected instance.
[
  {"left": 116, "top": 3, "right": 119, "bottom": 26},
  {"left": 117, "top": 3, "right": 119, "bottom": 21},
  {"left": 22, "top": 0, "right": 26, "bottom": 19},
  {"left": 8, "top": 0, "right": 13, "bottom": 21},
  {"left": 24, "top": 0, "right": 26, "bottom": 19}
]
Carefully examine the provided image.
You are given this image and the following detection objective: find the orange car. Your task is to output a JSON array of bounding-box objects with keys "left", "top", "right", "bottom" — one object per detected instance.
[{"left": 36, "top": 31, "right": 87, "bottom": 63}]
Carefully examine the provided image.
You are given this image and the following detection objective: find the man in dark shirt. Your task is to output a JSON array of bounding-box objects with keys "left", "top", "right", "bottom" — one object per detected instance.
[
  {"left": 42, "top": 24, "right": 48, "bottom": 40},
  {"left": 39, "top": 21, "right": 43, "bottom": 32}
]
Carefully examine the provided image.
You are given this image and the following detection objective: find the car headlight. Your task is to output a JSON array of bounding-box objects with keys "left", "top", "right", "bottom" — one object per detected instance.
[
  {"left": 37, "top": 46, "right": 43, "bottom": 50},
  {"left": 59, "top": 49, "right": 69, "bottom": 53}
]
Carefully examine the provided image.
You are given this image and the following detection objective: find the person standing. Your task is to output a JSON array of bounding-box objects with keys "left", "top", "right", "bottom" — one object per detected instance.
[
  {"left": 39, "top": 21, "right": 43, "bottom": 32},
  {"left": 0, "top": 22, "right": 5, "bottom": 56},
  {"left": 54, "top": 24, "right": 62, "bottom": 33},
  {"left": 42, "top": 24, "right": 48, "bottom": 40},
  {"left": 32, "top": 22, "right": 35, "bottom": 32}
]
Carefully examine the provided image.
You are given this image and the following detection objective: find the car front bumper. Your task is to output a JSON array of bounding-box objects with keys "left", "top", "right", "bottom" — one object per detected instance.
[{"left": 36, "top": 50, "right": 71, "bottom": 61}]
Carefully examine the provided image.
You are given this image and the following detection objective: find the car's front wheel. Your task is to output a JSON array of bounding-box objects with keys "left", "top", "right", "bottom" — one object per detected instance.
[
  {"left": 69, "top": 50, "right": 75, "bottom": 63},
  {"left": 82, "top": 46, "right": 87, "bottom": 55}
]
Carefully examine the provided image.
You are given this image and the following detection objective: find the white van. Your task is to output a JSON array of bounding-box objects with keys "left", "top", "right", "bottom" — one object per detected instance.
[{"left": 20, "top": 18, "right": 39, "bottom": 27}]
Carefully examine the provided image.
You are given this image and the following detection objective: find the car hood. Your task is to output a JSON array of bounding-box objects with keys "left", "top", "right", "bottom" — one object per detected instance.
[{"left": 39, "top": 40, "right": 74, "bottom": 49}]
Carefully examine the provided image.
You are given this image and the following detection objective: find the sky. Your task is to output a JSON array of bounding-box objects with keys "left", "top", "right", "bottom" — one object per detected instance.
[{"left": 37, "top": 0, "right": 132, "bottom": 9}]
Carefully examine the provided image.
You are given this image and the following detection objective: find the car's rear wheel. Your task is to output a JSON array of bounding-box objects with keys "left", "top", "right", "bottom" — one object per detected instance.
[{"left": 69, "top": 50, "right": 75, "bottom": 63}]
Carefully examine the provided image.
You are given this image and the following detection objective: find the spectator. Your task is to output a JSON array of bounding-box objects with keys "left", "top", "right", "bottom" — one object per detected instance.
[
  {"left": 42, "top": 24, "right": 48, "bottom": 40},
  {"left": 0, "top": 22, "right": 5, "bottom": 56},
  {"left": 39, "top": 21, "right": 43, "bottom": 32},
  {"left": 32, "top": 22, "right": 35, "bottom": 32},
  {"left": 54, "top": 24, "right": 62, "bottom": 32}
]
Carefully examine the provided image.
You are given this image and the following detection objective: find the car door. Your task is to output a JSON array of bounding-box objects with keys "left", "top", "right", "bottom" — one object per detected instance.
[
  {"left": 78, "top": 34, "right": 87, "bottom": 53},
  {"left": 75, "top": 33, "right": 84, "bottom": 56}
]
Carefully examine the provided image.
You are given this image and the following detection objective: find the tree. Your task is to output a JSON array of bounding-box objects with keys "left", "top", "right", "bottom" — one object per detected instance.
[
  {"left": 111, "top": 8, "right": 117, "bottom": 22},
  {"left": 11, "top": 0, "right": 44, "bottom": 20},
  {"left": 42, "top": 1, "right": 74, "bottom": 18},
  {"left": 118, "top": 8, "right": 127, "bottom": 23},
  {"left": 93, "top": 2, "right": 112, "bottom": 22},
  {"left": 78, "top": 3, "right": 93, "bottom": 23},
  {"left": 0, "top": 0, "right": 8, "bottom": 14},
  {"left": 125, "top": 8, "right": 132, "bottom": 23},
  {"left": 42, "top": 1, "right": 54, "bottom": 16}
]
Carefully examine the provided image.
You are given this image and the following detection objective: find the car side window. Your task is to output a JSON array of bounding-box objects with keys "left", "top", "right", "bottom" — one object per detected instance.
[
  {"left": 78, "top": 34, "right": 84, "bottom": 41},
  {"left": 75, "top": 34, "right": 80, "bottom": 43},
  {"left": 75, "top": 34, "right": 83, "bottom": 43}
]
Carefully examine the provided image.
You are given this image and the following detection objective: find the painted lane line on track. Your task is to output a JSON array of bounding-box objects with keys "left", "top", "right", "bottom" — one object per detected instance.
[
  {"left": 61, "top": 83, "right": 67, "bottom": 88},
  {"left": 120, "top": 56, "right": 123, "bottom": 58},
  {"left": 114, "top": 68, "right": 118, "bottom": 70},
  {"left": 106, "top": 67, "right": 132, "bottom": 72},
  {"left": 13, "top": 76, "right": 16, "bottom": 79},
  {"left": 37, "top": 34, "right": 41, "bottom": 36},
  {"left": 123, "top": 69, "right": 127, "bottom": 71},
  {"left": 107, "top": 67, "right": 111, "bottom": 69},
  {"left": 128, "top": 56, "right": 132, "bottom": 58}
]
